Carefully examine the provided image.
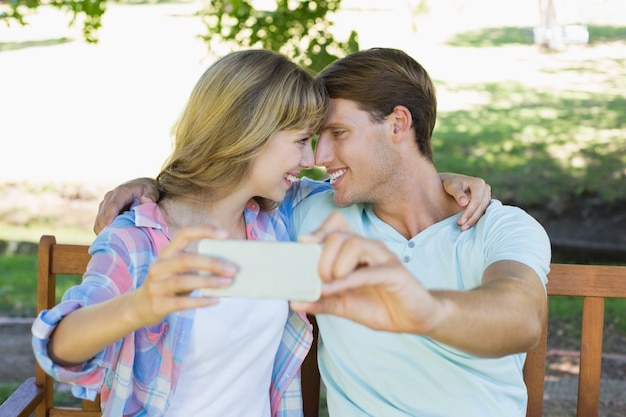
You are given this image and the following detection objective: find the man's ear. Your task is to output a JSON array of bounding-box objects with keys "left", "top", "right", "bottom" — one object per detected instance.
[{"left": 390, "top": 105, "right": 412, "bottom": 142}]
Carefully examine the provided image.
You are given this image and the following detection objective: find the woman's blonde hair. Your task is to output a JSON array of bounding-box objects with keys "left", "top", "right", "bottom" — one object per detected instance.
[{"left": 157, "top": 49, "right": 327, "bottom": 209}]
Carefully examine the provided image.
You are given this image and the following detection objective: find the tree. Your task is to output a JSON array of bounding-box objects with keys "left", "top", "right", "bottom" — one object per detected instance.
[
  {"left": 1, "top": 0, "right": 359, "bottom": 72},
  {"left": 1, "top": 0, "right": 106, "bottom": 43},
  {"left": 200, "top": 0, "right": 358, "bottom": 72}
]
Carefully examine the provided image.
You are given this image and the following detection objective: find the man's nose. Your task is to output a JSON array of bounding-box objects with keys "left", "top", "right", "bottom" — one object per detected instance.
[{"left": 314, "top": 135, "right": 332, "bottom": 167}]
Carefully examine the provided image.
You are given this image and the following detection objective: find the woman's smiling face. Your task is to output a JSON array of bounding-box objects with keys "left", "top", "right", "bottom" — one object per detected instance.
[{"left": 247, "top": 128, "right": 316, "bottom": 202}]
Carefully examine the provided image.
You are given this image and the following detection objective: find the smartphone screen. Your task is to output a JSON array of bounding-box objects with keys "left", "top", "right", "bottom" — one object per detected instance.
[{"left": 196, "top": 239, "right": 322, "bottom": 301}]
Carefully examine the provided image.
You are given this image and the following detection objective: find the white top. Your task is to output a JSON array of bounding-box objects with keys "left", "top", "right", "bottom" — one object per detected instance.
[{"left": 164, "top": 296, "right": 288, "bottom": 417}]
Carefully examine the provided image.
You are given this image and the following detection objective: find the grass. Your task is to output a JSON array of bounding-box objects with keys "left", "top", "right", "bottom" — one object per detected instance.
[
  {"left": 433, "top": 80, "right": 626, "bottom": 207},
  {"left": 0, "top": 382, "right": 81, "bottom": 409},
  {"left": 549, "top": 296, "right": 626, "bottom": 341},
  {"left": 0, "top": 254, "right": 82, "bottom": 317},
  {"left": 446, "top": 24, "right": 626, "bottom": 47},
  {"left": 432, "top": 24, "right": 626, "bottom": 211}
]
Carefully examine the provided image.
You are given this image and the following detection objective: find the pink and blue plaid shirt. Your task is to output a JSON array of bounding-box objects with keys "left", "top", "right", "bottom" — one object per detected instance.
[{"left": 32, "top": 200, "right": 314, "bottom": 417}]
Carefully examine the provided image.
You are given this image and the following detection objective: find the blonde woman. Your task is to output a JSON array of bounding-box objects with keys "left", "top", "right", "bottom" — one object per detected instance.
[{"left": 32, "top": 49, "right": 327, "bottom": 417}]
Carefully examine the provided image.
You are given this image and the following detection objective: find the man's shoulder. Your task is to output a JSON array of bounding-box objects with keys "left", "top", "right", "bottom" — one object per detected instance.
[
  {"left": 479, "top": 199, "right": 551, "bottom": 249},
  {"left": 478, "top": 200, "right": 551, "bottom": 280},
  {"left": 484, "top": 199, "right": 539, "bottom": 222},
  {"left": 475, "top": 199, "right": 550, "bottom": 246}
]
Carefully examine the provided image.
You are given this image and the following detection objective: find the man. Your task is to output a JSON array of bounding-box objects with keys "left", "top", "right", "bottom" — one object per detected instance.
[
  {"left": 287, "top": 48, "right": 550, "bottom": 417},
  {"left": 95, "top": 48, "right": 550, "bottom": 416}
]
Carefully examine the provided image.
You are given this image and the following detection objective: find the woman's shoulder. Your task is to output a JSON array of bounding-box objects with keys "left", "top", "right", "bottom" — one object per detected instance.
[{"left": 91, "top": 204, "right": 168, "bottom": 255}]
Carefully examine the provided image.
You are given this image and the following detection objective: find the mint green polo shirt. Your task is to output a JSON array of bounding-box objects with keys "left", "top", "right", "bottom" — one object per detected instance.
[{"left": 281, "top": 178, "right": 551, "bottom": 417}]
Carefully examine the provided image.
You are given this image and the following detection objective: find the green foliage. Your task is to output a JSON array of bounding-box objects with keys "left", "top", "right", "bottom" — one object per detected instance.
[
  {"left": 197, "top": 0, "right": 359, "bottom": 72},
  {"left": 1, "top": 0, "right": 106, "bottom": 43},
  {"left": 300, "top": 166, "right": 328, "bottom": 181},
  {"left": 1, "top": 0, "right": 359, "bottom": 70},
  {"left": 0, "top": 0, "right": 41, "bottom": 24}
]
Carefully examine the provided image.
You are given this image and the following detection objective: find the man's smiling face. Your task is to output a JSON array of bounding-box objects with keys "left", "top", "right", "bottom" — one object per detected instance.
[{"left": 315, "top": 98, "right": 397, "bottom": 207}]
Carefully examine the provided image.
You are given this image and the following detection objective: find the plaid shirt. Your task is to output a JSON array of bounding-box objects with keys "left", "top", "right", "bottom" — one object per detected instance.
[{"left": 32, "top": 201, "right": 313, "bottom": 417}]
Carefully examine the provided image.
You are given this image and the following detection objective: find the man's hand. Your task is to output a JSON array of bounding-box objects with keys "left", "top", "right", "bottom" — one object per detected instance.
[
  {"left": 292, "top": 212, "right": 441, "bottom": 334},
  {"left": 293, "top": 212, "right": 547, "bottom": 357},
  {"left": 440, "top": 173, "right": 492, "bottom": 231},
  {"left": 93, "top": 178, "right": 160, "bottom": 234}
]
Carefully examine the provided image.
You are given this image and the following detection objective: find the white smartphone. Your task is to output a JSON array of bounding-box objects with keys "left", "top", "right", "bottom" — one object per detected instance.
[{"left": 196, "top": 239, "right": 322, "bottom": 301}]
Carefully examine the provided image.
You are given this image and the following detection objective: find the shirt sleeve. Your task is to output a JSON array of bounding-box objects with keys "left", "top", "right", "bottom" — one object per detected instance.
[
  {"left": 30, "top": 221, "right": 149, "bottom": 400},
  {"left": 482, "top": 203, "right": 552, "bottom": 286},
  {"left": 279, "top": 178, "right": 331, "bottom": 221},
  {"left": 31, "top": 299, "right": 109, "bottom": 400}
]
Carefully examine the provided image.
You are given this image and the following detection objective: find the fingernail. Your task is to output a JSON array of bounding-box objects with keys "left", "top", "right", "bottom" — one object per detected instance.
[
  {"left": 221, "top": 263, "right": 238, "bottom": 274},
  {"left": 216, "top": 277, "right": 233, "bottom": 286}
]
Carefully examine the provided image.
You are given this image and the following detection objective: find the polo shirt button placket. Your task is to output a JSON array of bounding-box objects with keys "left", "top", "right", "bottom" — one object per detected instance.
[{"left": 403, "top": 240, "right": 415, "bottom": 263}]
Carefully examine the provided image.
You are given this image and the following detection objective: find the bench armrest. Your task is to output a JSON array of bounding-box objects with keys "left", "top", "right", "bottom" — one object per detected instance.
[{"left": 0, "top": 377, "right": 45, "bottom": 417}]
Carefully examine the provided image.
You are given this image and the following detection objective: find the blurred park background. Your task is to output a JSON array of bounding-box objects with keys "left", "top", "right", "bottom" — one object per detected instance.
[{"left": 1, "top": 0, "right": 625, "bottom": 249}]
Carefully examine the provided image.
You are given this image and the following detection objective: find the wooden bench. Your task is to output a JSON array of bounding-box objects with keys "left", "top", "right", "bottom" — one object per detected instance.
[
  {"left": 524, "top": 263, "right": 626, "bottom": 417},
  {"left": 1, "top": 235, "right": 625, "bottom": 417}
]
